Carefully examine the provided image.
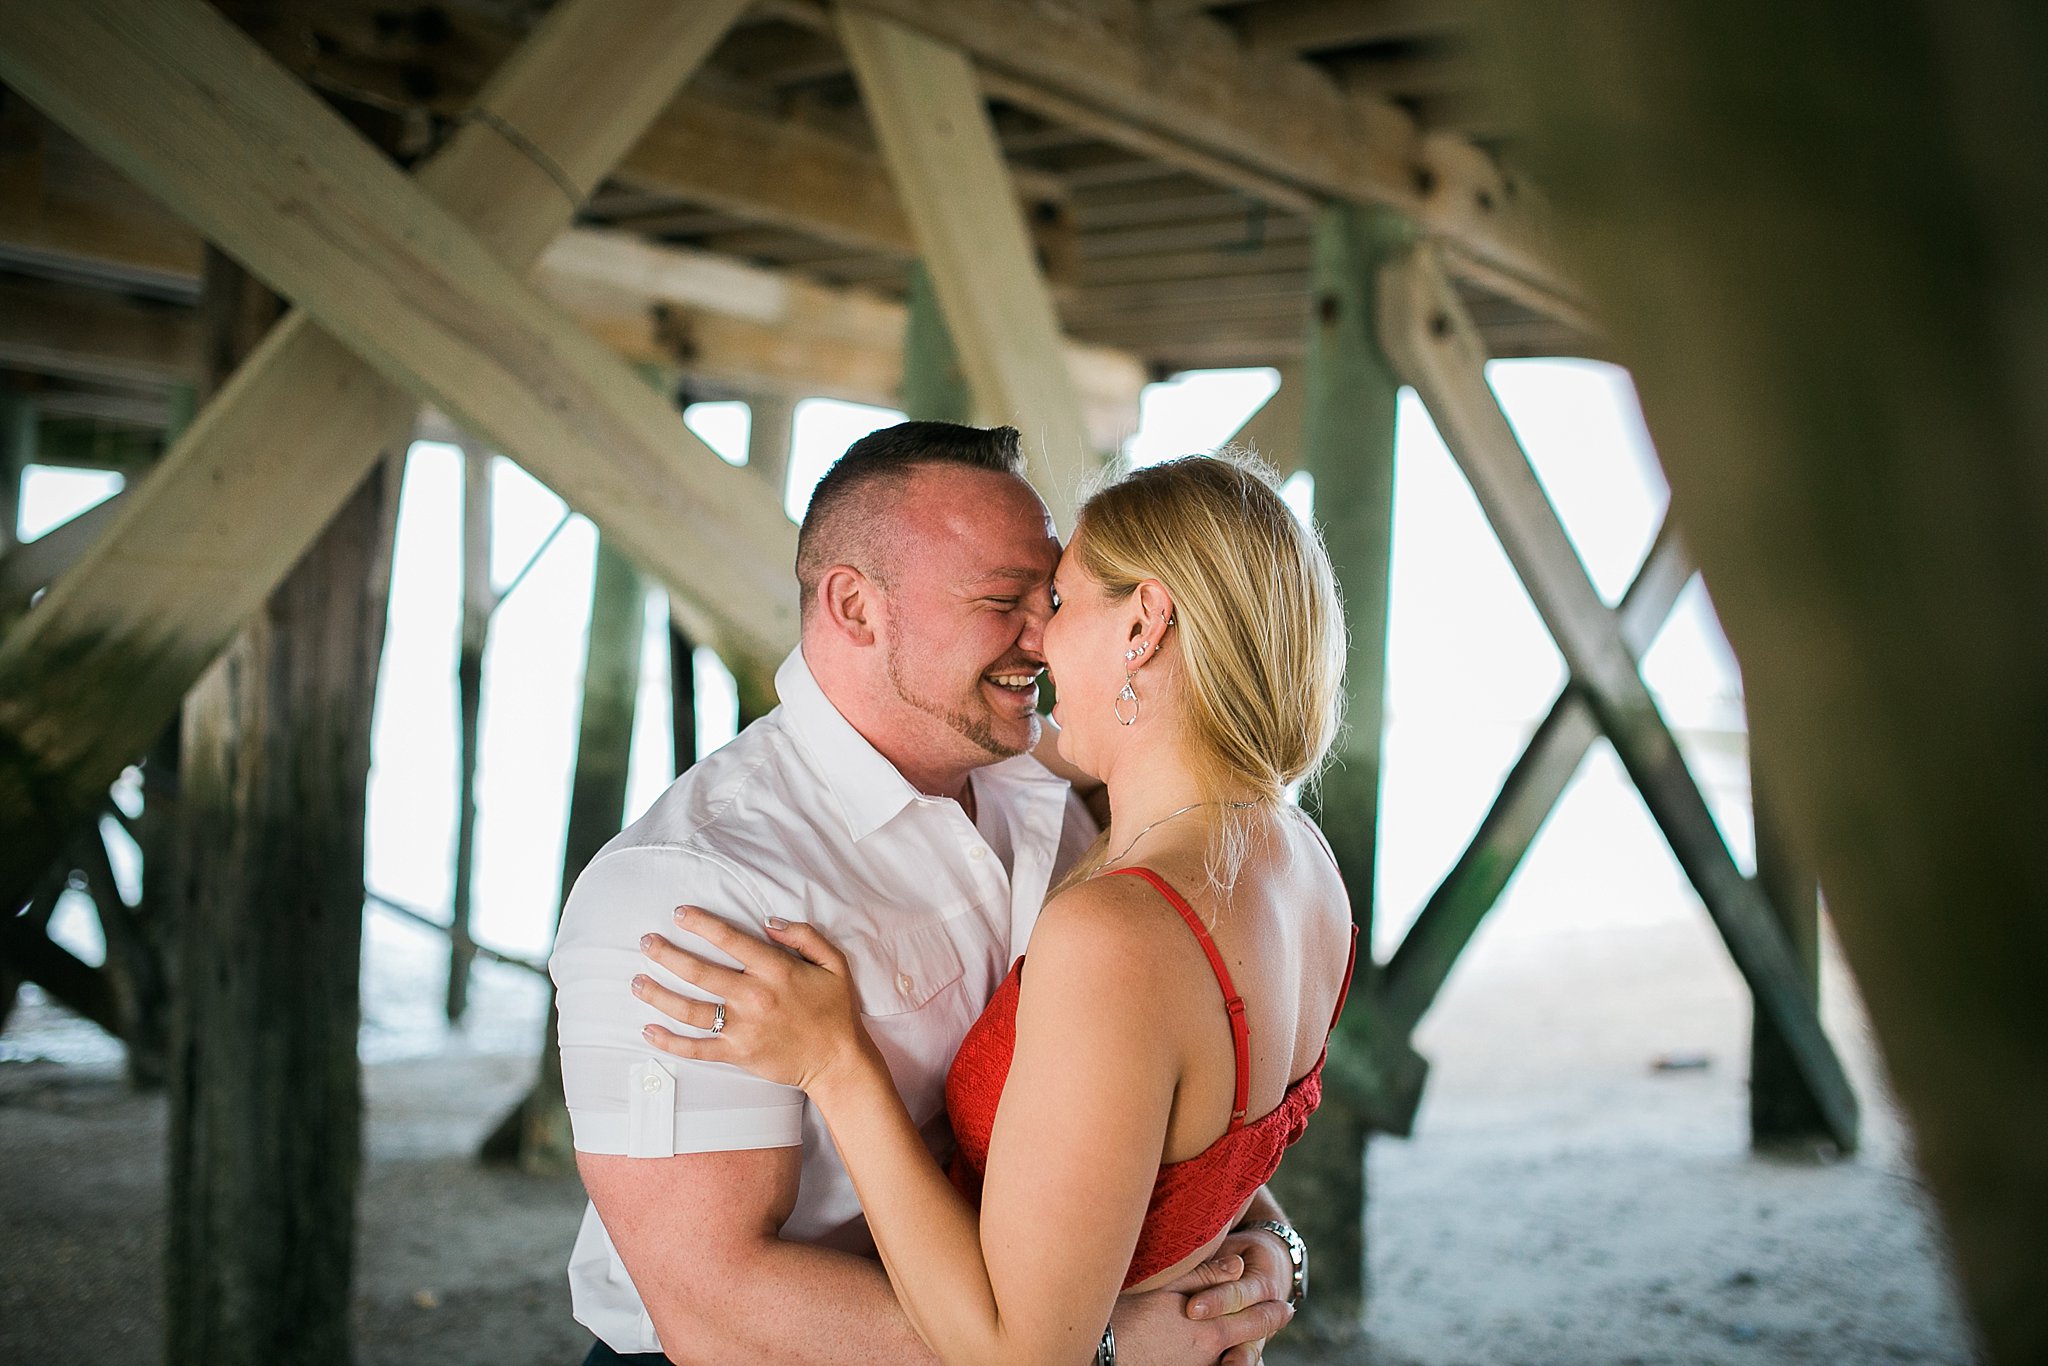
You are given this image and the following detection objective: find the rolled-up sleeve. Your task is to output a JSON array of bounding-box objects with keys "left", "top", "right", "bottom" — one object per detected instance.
[{"left": 550, "top": 844, "right": 806, "bottom": 1157}]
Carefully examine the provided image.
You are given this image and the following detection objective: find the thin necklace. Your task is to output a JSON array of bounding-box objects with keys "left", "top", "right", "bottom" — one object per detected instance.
[{"left": 1104, "top": 799, "right": 1257, "bottom": 868}]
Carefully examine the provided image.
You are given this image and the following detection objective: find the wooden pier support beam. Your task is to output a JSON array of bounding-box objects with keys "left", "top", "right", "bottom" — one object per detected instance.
[
  {"left": 165, "top": 250, "right": 400, "bottom": 1366},
  {"left": 484, "top": 536, "right": 645, "bottom": 1173},
  {"left": 839, "top": 8, "right": 1096, "bottom": 524},
  {"left": 1749, "top": 767, "right": 1831, "bottom": 1149},
  {"left": 901, "top": 260, "right": 972, "bottom": 424},
  {"left": 1378, "top": 517, "right": 1696, "bottom": 1044},
  {"left": 0, "top": 0, "right": 762, "bottom": 919},
  {"left": 1381, "top": 245, "right": 1859, "bottom": 1154},
  {"left": 743, "top": 393, "right": 796, "bottom": 507},
  {"left": 1270, "top": 202, "right": 1411, "bottom": 1333},
  {"left": 446, "top": 439, "right": 494, "bottom": 1024}
]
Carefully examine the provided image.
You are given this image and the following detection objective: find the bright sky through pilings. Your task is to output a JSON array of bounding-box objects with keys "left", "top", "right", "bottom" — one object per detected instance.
[{"left": 9, "top": 362, "right": 1749, "bottom": 1065}]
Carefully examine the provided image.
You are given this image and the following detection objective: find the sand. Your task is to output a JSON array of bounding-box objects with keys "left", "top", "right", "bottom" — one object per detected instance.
[{"left": 1, "top": 908, "right": 1978, "bottom": 1365}]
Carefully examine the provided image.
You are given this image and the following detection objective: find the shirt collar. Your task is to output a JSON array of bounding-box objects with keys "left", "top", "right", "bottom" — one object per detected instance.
[
  {"left": 774, "top": 647, "right": 1072, "bottom": 843},
  {"left": 775, "top": 646, "right": 929, "bottom": 842}
]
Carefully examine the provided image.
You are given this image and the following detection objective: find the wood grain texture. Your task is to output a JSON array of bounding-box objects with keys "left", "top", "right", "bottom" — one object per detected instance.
[
  {"left": 839, "top": 6, "right": 1098, "bottom": 526},
  {"left": 0, "top": 0, "right": 756, "bottom": 912}
]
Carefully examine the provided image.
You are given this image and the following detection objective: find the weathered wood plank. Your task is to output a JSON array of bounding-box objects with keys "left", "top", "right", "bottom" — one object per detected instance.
[
  {"left": 0, "top": 0, "right": 756, "bottom": 915},
  {"left": 1381, "top": 244, "right": 1859, "bottom": 1153},
  {"left": 901, "top": 260, "right": 972, "bottom": 423},
  {"left": 839, "top": 0, "right": 1582, "bottom": 322},
  {"left": 839, "top": 7, "right": 1098, "bottom": 523},
  {"left": 0, "top": 271, "right": 196, "bottom": 388},
  {"left": 165, "top": 249, "right": 393, "bottom": 1366}
]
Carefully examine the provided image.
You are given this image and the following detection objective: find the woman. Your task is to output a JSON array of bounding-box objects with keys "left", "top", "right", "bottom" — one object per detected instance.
[{"left": 634, "top": 454, "right": 1357, "bottom": 1365}]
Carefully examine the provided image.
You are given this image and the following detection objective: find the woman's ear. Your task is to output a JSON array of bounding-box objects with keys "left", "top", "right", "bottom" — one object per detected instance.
[
  {"left": 817, "top": 565, "right": 881, "bottom": 646},
  {"left": 1125, "top": 580, "right": 1175, "bottom": 671}
]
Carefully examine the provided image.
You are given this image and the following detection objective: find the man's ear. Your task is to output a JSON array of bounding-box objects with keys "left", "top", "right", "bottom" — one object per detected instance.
[{"left": 817, "top": 564, "right": 881, "bottom": 646}]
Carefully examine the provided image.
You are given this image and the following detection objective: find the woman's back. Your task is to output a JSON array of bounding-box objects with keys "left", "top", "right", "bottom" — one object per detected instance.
[
  {"left": 944, "top": 805, "right": 1356, "bottom": 1291},
  {"left": 1113, "top": 810, "right": 1353, "bottom": 1173}
]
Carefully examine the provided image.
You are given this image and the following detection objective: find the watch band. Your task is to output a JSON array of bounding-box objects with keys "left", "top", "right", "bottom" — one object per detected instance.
[
  {"left": 1094, "top": 1322, "right": 1116, "bottom": 1366},
  {"left": 1244, "top": 1219, "right": 1308, "bottom": 1308}
]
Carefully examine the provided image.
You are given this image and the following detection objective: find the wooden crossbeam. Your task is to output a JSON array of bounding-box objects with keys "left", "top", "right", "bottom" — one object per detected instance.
[
  {"left": 839, "top": 7, "right": 1098, "bottom": 524},
  {"left": 1380, "top": 245, "right": 1859, "bottom": 1152},
  {"left": 1378, "top": 516, "right": 1697, "bottom": 1042},
  {"left": 0, "top": 272, "right": 196, "bottom": 388},
  {"left": 840, "top": 0, "right": 1583, "bottom": 324},
  {"left": 0, "top": 0, "right": 758, "bottom": 914}
]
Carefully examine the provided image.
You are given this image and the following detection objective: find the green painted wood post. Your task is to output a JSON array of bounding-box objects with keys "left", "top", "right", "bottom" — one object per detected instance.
[
  {"left": 1273, "top": 202, "right": 1412, "bottom": 1334},
  {"left": 901, "top": 260, "right": 972, "bottom": 424},
  {"left": 1748, "top": 765, "right": 1832, "bottom": 1148}
]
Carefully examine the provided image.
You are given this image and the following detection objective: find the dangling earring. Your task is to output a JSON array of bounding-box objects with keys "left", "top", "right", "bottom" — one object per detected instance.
[
  {"left": 1114, "top": 675, "right": 1139, "bottom": 726},
  {"left": 1114, "top": 641, "right": 1146, "bottom": 726}
]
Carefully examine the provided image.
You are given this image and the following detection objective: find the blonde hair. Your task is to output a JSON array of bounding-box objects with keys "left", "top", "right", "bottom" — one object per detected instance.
[{"left": 1068, "top": 450, "right": 1348, "bottom": 887}]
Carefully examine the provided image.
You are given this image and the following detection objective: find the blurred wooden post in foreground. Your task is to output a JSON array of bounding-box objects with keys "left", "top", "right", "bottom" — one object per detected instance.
[
  {"left": 1272, "top": 201, "right": 1409, "bottom": 1335},
  {"left": 1485, "top": 1, "right": 2048, "bottom": 1357}
]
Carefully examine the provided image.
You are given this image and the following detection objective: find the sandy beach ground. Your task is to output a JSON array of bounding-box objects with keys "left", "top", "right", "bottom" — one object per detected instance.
[{"left": 2, "top": 903, "right": 1978, "bottom": 1366}]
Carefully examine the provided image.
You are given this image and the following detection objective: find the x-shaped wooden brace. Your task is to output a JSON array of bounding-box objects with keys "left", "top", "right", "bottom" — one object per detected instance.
[
  {"left": 0, "top": 0, "right": 775, "bottom": 912},
  {"left": 1372, "top": 244, "right": 1859, "bottom": 1151}
]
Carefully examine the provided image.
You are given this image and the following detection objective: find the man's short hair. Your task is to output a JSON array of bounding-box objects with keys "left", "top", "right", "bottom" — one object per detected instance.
[{"left": 794, "top": 422, "right": 1027, "bottom": 617}]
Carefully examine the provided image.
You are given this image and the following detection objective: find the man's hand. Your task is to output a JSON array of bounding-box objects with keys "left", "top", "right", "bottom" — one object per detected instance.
[
  {"left": 1113, "top": 1270, "right": 1292, "bottom": 1366},
  {"left": 1158, "top": 1229, "right": 1296, "bottom": 1365}
]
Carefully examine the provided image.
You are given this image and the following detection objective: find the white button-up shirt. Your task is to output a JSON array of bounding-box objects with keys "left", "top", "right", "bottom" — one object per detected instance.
[{"left": 551, "top": 647, "right": 1096, "bottom": 1355}]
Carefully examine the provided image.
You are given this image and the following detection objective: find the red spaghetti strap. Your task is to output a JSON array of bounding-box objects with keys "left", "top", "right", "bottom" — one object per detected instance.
[
  {"left": 1103, "top": 866, "right": 1253, "bottom": 1130},
  {"left": 1330, "top": 924, "right": 1360, "bottom": 1033}
]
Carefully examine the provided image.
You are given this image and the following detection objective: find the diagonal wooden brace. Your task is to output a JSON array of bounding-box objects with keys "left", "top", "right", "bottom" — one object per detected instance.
[
  {"left": 838, "top": 8, "right": 1097, "bottom": 526},
  {"left": 0, "top": 0, "right": 762, "bottom": 912},
  {"left": 1380, "top": 516, "right": 1698, "bottom": 1041},
  {"left": 1380, "top": 245, "right": 1859, "bottom": 1152}
]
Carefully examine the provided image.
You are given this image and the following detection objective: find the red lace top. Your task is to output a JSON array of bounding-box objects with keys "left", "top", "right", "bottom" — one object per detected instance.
[{"left": 944, "top": 866, "right": 1359, "bottom": 1288}]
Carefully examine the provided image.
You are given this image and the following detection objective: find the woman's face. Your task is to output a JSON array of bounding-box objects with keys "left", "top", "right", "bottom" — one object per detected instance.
[{"left": 1042, "top": 534, "right": 1137, "bottom": 779}]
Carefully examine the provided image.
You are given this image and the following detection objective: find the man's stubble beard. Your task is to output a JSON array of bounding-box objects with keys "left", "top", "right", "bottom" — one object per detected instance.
[{"left": 884, "top": 634, "right": 1040, "bottom": 762}]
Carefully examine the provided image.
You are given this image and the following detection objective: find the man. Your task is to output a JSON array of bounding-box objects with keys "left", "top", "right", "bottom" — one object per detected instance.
[{"left": 552, "top": 423, "right": 1297, "bottom": 1363}]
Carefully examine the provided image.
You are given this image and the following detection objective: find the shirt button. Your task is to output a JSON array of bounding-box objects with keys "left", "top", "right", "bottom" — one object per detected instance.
[
  {"left": 969, "top": 846, "right": 987, "bottom": 861},
  {"left": 641, "top": 1073, "right": 664, "bottom": 1093},
  {"left": 896, "top": 972, "right": 915, "bottom": 995}
]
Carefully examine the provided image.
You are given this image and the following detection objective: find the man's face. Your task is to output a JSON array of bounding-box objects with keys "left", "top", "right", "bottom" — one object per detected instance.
[{"left": 876, "top": 467, "right": 1061, "bottom": 769}]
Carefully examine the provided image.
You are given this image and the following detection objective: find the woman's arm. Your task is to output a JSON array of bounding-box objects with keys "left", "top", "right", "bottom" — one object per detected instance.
[
  {"left": 832, "top": 894, "right": 1178, "bottom": 1365},
  {"left": 639, "top": 895, "right": 1186, "bottom": 1366}
]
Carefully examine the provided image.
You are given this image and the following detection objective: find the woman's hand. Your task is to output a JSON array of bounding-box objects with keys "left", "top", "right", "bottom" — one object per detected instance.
[{"left": 634, "top": 906, "right": 872, "bottom": 1093}]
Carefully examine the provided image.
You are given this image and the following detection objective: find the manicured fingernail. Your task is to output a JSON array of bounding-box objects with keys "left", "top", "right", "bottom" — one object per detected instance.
[
  {"left": 639, "top": 934, "right": 658, "bottom": 951},
  {"left": 673, "top": 907, "right": 690, "bottom": 923},
  {"left": 631, "top": 975, "right": 650, "bottom": 995},
  {"left": 1190, "top": 1303, "right": 1210, "bottom": 1319},
  {"left": 642, "top": 1025, "right": 660, "bottom": 1043},
  {"left": 766, "top": 916, "right": 788, "bottom": 930}
]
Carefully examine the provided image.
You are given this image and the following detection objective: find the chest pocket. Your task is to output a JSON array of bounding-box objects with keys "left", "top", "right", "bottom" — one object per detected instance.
[{"left": 841, "top": 913, "right": 972, "bottom": 1018}]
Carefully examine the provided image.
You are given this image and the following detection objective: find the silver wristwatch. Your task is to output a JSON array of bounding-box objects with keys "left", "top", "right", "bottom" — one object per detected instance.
[
  {"left": 1244, "top": 1220, "right": 1308, "bottom": 1308},
  {"left": 1093, "top": 1322, "right": 1116, "bottom": 1365}
]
